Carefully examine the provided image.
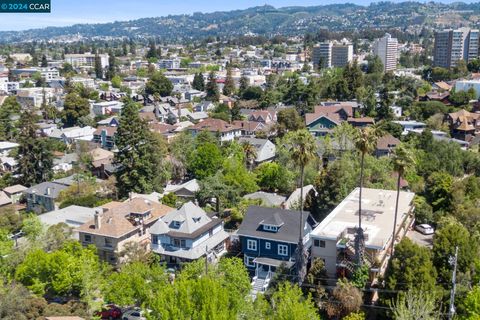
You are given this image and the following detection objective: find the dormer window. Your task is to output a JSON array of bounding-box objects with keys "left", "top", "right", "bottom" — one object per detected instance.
[
  {"left": 172, "top": 220, "right": 182, "bottom": 228},
  {"left": 259, "top": 213, "right": 284, "bottom": 233},
  {"left": 263, "top": 224, "right": 278, "bottom": 232}
]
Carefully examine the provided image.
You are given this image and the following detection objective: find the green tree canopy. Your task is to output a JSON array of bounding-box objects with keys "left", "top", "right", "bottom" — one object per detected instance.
[
  {"left": 15, "top": 110, "right": 53, "bottom": 187},
  {"left": 114, "top": 100, "right": 169, "bottom": 197},
  {"left": 62, "top": 92, "right": 90, "bottom": 127},
  {"left": 145, "top": 71, "right": 173, "bottom": 97}
]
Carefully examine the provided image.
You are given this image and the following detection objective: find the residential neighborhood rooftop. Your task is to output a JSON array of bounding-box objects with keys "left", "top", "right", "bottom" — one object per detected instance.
[{"left": 311, "top": 187, "right": 415, "bottom": 249}]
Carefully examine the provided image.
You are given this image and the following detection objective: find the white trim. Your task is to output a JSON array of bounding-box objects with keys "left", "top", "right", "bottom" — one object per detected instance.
[
  {"left": 237, "top": 233, "right": 299, "bottom": 244},
  {"left": 247, "top": 239, "right": 257, "bottom": 251},
  {"left": 265, "top": 242, "right": 271, "bottom": 249},
  {"left": 244, "top": 255, "right": 255, "bottom": 267},
  {"left": 278, "top": 244, "right": 288, "bottom": 256}
]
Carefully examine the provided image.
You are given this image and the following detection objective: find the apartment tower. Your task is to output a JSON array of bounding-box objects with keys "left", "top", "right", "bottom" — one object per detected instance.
[
  {"left": 373, "top": 33, "right": 398, "bottom": 72},
  {"left": 433, "top": 28, "right": 479, "bottom": 68},
  {"left": 312, "top": 40, "right": 353, "bottom": 69}
]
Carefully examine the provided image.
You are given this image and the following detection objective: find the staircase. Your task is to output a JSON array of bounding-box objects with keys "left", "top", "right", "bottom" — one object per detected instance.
[
  {"left": 344, "top": 240, "right": 375, "bottom": 268},
  {"left": 250, "top": 270, "right": 273, "bottom": 296},
  {"left": 251, "top": 277, "right": 266, "bottom": 294}
]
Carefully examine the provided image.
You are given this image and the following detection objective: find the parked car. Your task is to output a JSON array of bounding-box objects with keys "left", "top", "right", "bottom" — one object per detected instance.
[
  {"left": 415, "top": 224, "right": 434, "bottom": 235},
  {"left": 122, "top": 309, "right": 146, "bottom": 320},
  {"left": 95, "top": 304, "right": 122, "bottom": 319}
]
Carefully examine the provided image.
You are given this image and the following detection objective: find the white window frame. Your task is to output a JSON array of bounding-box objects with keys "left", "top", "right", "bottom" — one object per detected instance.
[
  {"left": 247, "top": 239, "right": 257, "bottom": 251},
  {"left": 265, "top": 242, "right": 271, "bottom": 249},
  {"left": 244, "top": 255, "right": 255, "bottom": 267},
  {"left": 263, "top": 225, "right": 277, "bottom": 232},
  {"left": 278, "top": 244, "right": 288, "bottom": 256}
]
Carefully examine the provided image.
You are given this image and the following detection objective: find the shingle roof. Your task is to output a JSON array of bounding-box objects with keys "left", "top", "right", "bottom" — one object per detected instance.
[
  {"left": 76, "top": 197, "right": 174, "bottom": 238},
  {"left": 24, "top": 182, "right": 68, "bottom": 199},
  {"left": 3, "top": 184, "right": 27, "bottom": 195},
  {"left": 243, "top": 191, "right": 286, "bottom": 207},
  {"left": 189, "top": 118, "right": 241, "bottom": 133},
  {"left": 376, "top": 134, "right": 401, "bottom": 150},
  {"left": 237, "top": 206, "right": 313, "bottom": 243}
]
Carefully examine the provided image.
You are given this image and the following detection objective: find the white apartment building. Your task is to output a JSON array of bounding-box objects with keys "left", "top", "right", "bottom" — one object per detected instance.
[
  {"left": 434, "top": 28, "right": 479, "bottom": 68},
  {"left": 16, "top": 87, "right": 56, "bottom": 108},
  {"left": 373, "top": 33, "right": 398, "bottom": 72},
  {"left": 310, "top": 187, "right": 415, "bottom": 282},
  {"left": 158, "top": 59, "right": 181, "bottom": 70},
  {"left": 0, "top": 80, "right": 19, "bottom": 93},
  {"left": 455, "top": 79, "right": 480, "bottom": 99},
  {"left": 313, "top": 40, "right": 353, "bottom": 69},
  {"left": 313, "top": 42, "right": 333, "bottom": 68},
  {"left": 65, "top": 53, "right": 109, "bottom": 69}
]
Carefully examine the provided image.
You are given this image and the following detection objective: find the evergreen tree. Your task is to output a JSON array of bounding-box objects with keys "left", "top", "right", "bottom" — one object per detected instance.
[
  {"left": 94, "top": 54, "right": 103, "bottom": 79},
  {"left": 206, "top": 71, "right": 220, "bottom": 102},
  {"left": 343, "top": 60, "right": 363, "bottom": 100},
  {"left": 114, "top": 100, "right": 168, "bottom": 197},
  {"left": 239, "top": 75, "right": 249, "bottom": 96},
  {"left": 192, "top": 73, "right": 205, "bottom": 91},
  {"left": 15, "top": 110, "right": 53, "bottom": 186},
  {"left": 0, "top": 96, "right": 20, "bottom": 140},
  {"left": 122, "top": 41, "right": 128, "bottom": 56},
  {"left": 145, "top": 71, "right": 173, "bottom": 97},
  {"left": 146, "top": 39, "right": 159, "bottom": 60},
  {"left": 129, "top": 38, "right": 136, "bottom": 55},
  {"left": 377, "top": 87, "right": 395, "bottom": 121},
  {"left": 63, "top": 92, "right": 90, "bottom": 127},
  {"left": 223, "top": 67, "right": 235, "bottom": 96},
  {"left": 106, "top": 52, "right": 116, "bottom": 80},
  {"left": 95, "top": 53, "right": 103, "bottom": 79},
  {"left": 40, "top": 54, "right": 48, "bottom": 67}
]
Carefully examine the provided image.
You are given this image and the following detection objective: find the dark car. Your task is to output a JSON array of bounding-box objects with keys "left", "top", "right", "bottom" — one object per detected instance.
[{"left": 95, "top": 304, "right": 122, "bottom": 319}]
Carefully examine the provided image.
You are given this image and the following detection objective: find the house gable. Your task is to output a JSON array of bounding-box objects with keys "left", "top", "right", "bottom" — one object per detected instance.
[{"left": 307, "top": 116, "right": 338, "bottom": 131}]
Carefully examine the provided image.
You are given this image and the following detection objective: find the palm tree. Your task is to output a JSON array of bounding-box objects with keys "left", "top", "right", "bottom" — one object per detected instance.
[
  {"left": 353, "top": 125, "right": 382, "bottom": 267},
  {"left": 390, "top": 144, "right": 414, "bottom": 257},
  {"left": 241, "top": 141, "right": 257, "bottom": 171},
  {"left": 285, "top": 129, "right": 317, "bottom": 285}
]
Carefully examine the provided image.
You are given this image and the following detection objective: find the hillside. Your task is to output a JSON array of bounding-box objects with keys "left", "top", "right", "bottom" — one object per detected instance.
[{"left": 1, "top": 1, "right": 480, "bottom": 43}]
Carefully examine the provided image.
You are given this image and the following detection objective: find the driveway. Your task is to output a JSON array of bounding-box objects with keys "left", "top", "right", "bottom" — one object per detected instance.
[{"left": 406, "top": 229, "right": 434, "bottom": 248}]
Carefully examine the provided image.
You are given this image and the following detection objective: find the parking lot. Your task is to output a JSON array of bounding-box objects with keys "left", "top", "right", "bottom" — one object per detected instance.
[{"left": 406, "top": 229, "right": 434, "bottom": 248}]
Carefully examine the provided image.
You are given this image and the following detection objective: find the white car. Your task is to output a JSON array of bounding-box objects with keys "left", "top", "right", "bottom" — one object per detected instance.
[
  {"left": 122, "top": 309, "right": 146, "bottom": 320},
  {"left": 415, "top": 224, "right": 434, "bottom": 235}
]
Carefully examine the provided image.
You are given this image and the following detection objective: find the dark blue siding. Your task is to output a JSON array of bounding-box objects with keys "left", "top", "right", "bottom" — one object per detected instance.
[{"left": 240, "top": 235, "right": 297, "bottom": 268}]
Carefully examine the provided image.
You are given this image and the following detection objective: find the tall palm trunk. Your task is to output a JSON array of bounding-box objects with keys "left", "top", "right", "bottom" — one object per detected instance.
[
  {"left": 297, "top": 165, "right": 306, "bottom": 285},
  {"left": 355, "top": 152, "right": 365, "bottom": 266},
  {"left": 390, "top": 171, "right": 402, "bottom": 257}
]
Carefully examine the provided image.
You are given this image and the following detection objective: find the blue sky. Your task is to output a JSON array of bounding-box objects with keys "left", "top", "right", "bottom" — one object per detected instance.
[{"left": 0, "top": 0, "right": 474, "bottom": 31}]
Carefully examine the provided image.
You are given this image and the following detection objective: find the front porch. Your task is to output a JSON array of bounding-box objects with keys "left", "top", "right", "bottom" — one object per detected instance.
[{"left": 250, "top": 257, "right": 294, "bottom": 295}]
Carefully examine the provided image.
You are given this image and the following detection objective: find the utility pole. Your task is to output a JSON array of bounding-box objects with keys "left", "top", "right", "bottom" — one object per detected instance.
[{"left": 448, "top": 246, "right": 459, "bottom": 320}]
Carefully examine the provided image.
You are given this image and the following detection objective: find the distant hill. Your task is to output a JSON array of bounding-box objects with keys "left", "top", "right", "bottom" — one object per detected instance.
[{"left": 1, "top": 1, "right": 480, "bottom": 43}]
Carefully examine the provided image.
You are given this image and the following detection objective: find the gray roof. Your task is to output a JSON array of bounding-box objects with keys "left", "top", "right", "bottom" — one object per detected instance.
[
  {"left": 284, "top": 185, "right": 317, "bottom": 209},
  {"left": 53, "top": 153, "right": 78, "bottom": 166},
  {"left": 53, "top": 174, "right": 102, "bottom": 187},
  {"left": 38, "top": 205, "right": 97, "bottom": 227},
  {"left": 238, "top": 137, "right": 276, "bottom": 162},
  {"left": 24, "top": 182, "right": 68, "bottom": 199},
  {"left": 150, "top": 201, "right": 216, "bottom": 237},
  {"left": 237, "top": 206, "right": 313, "bottom": 244},
  {"left": 243, "top": 191, "right": 286, "bottom": 207}
]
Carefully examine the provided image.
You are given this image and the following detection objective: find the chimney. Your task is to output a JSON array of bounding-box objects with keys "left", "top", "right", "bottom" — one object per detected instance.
[
  {"left": 94, "top": 210, "right": 101, "bottom": 229},
  {"left": 45, "top": 187, "right": 51, "bottom": 196}
]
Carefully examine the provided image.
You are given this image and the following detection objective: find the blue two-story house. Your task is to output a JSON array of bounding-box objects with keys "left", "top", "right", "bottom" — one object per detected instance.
[
  {"left": 237, "top": 206, "right": 316, "bottom": 292},
  {"left": 149, "top": 201, "right": 230, "bottom": 266}
]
